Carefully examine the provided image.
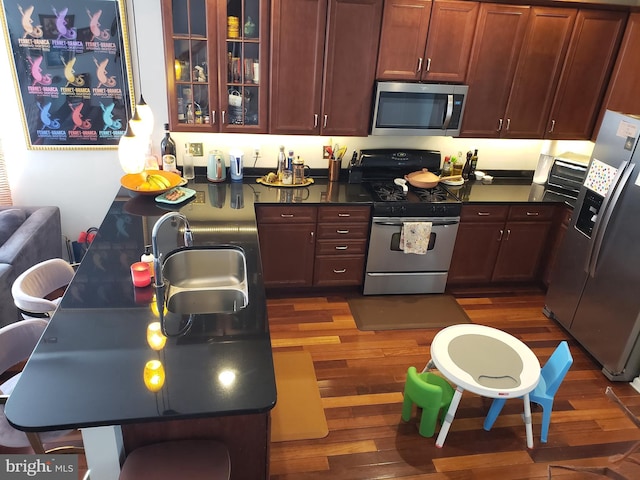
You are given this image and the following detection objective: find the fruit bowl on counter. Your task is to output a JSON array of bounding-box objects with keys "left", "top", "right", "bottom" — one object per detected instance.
[{"left": 120, "top": 170, "right": 184, "bottom": 195}]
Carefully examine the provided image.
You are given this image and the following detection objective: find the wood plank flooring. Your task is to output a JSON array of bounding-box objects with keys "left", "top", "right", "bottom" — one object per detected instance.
[{"left": 6, "top": 291, "right": 640, "bottom": 479}]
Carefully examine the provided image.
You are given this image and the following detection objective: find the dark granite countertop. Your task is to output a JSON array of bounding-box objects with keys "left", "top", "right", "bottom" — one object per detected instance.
[{"left": 6, "top": 180, "right": 276, "bottom": 432}]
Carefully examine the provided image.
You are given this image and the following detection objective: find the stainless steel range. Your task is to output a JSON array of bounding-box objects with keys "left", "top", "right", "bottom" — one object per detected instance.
[{"left": 351, "top": 149, "right": 461, "bottom": 295}]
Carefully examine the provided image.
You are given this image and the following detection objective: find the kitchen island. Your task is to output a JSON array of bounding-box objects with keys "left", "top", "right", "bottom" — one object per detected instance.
[{"left": 5, "top": 182, "right": 277, "bottom": 480}]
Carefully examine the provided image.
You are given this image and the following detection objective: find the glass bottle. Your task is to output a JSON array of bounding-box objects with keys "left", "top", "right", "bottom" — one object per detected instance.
[
  {"left": 442, "top": 156, "right": 452, "bottom": 176},
  {"left": 160, "top": 123, "right": 176, "bottom": 172},
  {"left": 277, "top": 145, "right": 286, "bottom": 181},
  {"left": 186, "top": 103, "right": 195, "bottom": 124},
  {"left": 469, "top": 149, "right": 479, "bottom": 179}
]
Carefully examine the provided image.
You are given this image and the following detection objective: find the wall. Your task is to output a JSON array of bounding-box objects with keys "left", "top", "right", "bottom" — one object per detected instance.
[{"left": 0, "top": 0, "right": 594, "bottom": 240}]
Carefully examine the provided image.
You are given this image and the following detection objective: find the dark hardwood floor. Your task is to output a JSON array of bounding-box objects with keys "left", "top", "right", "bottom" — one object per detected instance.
[{"left": 6, "top": 291, "right": 640, "bottom": 479}]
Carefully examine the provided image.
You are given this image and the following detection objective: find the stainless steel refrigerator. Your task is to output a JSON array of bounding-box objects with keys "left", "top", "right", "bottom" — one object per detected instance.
[{"left": 544, "top": 110, "right": 640, "bottom": 381}]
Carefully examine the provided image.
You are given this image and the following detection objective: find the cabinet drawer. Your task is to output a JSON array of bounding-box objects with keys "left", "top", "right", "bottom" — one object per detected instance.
[
  {"left": 256, "top": 206, "right": 317, "bottom": 224},
  {"left": 508, "top": 205, "right": 556, "bottom": 221},
  {"left": 316, "top": 239, "right": 368, "bottom": 255},
  {"left": 460, "top": 205, "right": 509, "bottom": 222},
  {"left": 317, "top": 223, "right": 369, "bottom": 239},
  {"left": 313, "top": 256, "right": 365, "bottom": 286},
  {"left": 317, "top": 206, "right": 371, "bottom": 223}
]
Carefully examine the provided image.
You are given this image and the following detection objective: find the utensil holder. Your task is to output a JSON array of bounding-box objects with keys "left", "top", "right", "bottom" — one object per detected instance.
[{"left": 328, "top": 159, "right": 341, "bottom": 182}]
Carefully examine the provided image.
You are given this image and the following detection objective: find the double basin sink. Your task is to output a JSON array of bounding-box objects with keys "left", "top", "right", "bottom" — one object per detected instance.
[{"left": 160, "top": 246, "right": 249, "bottom": 315}]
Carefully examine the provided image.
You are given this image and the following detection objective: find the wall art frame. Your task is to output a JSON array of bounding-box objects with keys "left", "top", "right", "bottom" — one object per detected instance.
[{"left": 0, "top": 0, "right": 134, "bottom": 149}]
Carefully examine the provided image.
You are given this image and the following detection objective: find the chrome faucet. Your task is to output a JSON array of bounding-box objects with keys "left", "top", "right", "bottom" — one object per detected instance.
[{"left": 151, "top": 212, "right": 193, "bottom": 288}]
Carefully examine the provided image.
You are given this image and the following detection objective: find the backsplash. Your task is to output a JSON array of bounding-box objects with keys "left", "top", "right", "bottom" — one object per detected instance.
[{"left": 167, "top": 132, "right": 595, "bottom": 173}]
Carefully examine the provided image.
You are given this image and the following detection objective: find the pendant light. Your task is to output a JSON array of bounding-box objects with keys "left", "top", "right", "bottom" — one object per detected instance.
[{"left": 117, "top": 0, "right": 154, "bottom": 174}]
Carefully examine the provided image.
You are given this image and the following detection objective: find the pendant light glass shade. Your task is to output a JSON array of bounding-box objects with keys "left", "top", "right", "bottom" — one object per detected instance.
[{"left": 118, "top": 125, "right": 146, "bottom": 174}]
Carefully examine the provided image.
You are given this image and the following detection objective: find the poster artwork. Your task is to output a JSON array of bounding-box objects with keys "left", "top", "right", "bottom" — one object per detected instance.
[{"left": 1, "top": 0, "right": 133, "bottom": 148}]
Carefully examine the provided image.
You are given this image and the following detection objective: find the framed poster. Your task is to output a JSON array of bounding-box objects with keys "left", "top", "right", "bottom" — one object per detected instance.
[{"left": 0, "top": 0, "right": 134, "bottom": 149}]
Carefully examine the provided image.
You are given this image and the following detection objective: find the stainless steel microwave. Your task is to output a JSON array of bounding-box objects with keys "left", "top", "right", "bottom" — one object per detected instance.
[{"left": 370, "top": 82, "right": 468, "bottom": 136}]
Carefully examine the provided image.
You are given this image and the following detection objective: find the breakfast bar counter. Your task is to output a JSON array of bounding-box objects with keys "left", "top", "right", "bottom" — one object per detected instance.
[{"left": 5, "top": 182, "right": 276, "bottom": 480}]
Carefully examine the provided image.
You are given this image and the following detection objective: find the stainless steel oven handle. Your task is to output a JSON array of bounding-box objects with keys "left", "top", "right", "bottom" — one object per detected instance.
[
  {"left": 442, "top": 94, "right": 453, "bottom": 130},
  {"left": 373, "top": 221, "right": 459, "bottom": 227}
]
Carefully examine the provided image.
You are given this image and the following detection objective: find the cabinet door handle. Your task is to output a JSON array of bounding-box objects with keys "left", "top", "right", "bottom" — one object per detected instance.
[
  {"left": 211, "top": 110, "right": 216, "bottom": 125},
  {"left": 323, "top": 115, "right": 328, "bottom": 128},
  {"left": 526, "top": 211, "right": 539, "bottom": 216},
  {"left": 506, "top": 118, "right": 511, "bottom": 131},
  {"left": 549, "top": 119, "right": 555, "bottom": 133},
  {"left": 280, "top": 214, "right": 294, "bottom": 218},
  {"left": 335, "top": 245, "right": 348, "bottom": 250},
  {"left": 337, "top": 213, "right": 350, "bottom": 217},
  {"left": 336, "top": 229, "right": 349, "bottom": 234},
  {"left": 426, "top": 57, "right": 431, "bottom": 72},
  {"left": 222, "top": 110, "right": 226, "bottom": 124},
  {"left": 477, "top": 212, "right": 491, "bottom": 216},
  {"left": 417, "top": 57, "right": 423, "bottom": 72},
  {"left": 333, "top": 268, "right": 347, "bottom": 274},
  {"left": 505, "top": 229, "right": 511, "bottom": 241},
  {"left": 497, "top": 119, "right": 503, "bottom": 131},
  {"left": 310, "top": 231, "right": 314, "bottom": 243},
  {"left": 314, "top": 114, "right": 318, "bottom": 128},
  {"left": 498, "top": 229, "right": 504, "bottom": 241}
]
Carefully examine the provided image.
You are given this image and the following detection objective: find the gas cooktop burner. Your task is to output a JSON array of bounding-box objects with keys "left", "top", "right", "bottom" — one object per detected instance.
[{"left": 368, "top": 182, "right": 451, "bottom": 203}]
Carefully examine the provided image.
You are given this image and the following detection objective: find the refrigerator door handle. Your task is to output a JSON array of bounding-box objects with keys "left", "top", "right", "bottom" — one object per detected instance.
[{"left": 588, "top": 162, "right": 635, "bottom": 277}]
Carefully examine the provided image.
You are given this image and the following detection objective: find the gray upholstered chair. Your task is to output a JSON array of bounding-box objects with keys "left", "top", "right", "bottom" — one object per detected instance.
[{"left": 0, "top": 318, "right": 83, "bottom": 454}]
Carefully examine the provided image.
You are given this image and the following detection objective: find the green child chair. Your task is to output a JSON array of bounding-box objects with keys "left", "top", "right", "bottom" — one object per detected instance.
[{"left": 401, "top": 366, "right": 455, "bottom": 438}]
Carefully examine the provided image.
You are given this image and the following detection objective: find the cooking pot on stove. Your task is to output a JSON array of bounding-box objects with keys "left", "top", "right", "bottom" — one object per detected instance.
[{"left": 404, "top": 169, "right": 461, "bottom": 189}]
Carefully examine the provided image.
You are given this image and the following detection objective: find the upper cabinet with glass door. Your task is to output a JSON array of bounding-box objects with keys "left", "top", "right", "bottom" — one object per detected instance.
[{"left": 162, "top": 0, "right": 268, "bottom": 132}]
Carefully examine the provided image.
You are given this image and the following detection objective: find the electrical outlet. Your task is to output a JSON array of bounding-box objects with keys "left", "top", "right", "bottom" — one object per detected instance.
[
  {"left": 188, "top": 143, "right": 203, "bottom": 156},
  {"left": 323, "top": 145, "right": 332, "bottom": 159}
]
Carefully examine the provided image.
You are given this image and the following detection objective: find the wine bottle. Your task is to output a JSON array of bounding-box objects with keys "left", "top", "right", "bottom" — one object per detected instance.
[
  {"left": 469, "top": 149, "right": 479, "bottom": 179},
  {"left": 462, "top": 150, "right": 473, "bottom": 180},
  {"left": 160, "top": 123, "right": 176, "bottom": 172}
]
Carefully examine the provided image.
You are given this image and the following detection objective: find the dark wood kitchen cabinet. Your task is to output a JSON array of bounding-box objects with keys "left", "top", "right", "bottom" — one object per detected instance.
[
  {"left": 462, "top": 5, "right": 577, "bottom": 138},
  {"left": 545, "top": 9, "right": 626, "bottom": 140},
  {"left": 256, "top": 206, "right": 317, "bottom": 287},
  {"left": 161, "top": 0, "right": 269, "bottom": 133},
  {"left": 270, "top": 0, "right": 383, "bottom": 136},
  {"left": 314, "top": 206, "right": 370, "bottom": 286},
  {"left": 376, "top": 0, "right": 478, "bottom": 83},
  {"left": 460, "top": 3, "right": 531, "bottom": 138},
  {"left": 595, "top": 12, "right": 640, "bottom": 137},
  {"left": 462, "top": 5, "right": 626, "bottom": 140},
  {"left": 447, "top": 204, "right": 555, "bottom": 285}
]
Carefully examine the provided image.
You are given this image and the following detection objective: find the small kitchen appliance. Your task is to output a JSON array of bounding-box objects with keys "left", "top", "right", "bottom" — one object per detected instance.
[
  {"left": 353, "top": 149, "right": 462, "bottom": 295},
  {"left": 207, "top": 150, "right": 226, "bottom": 182}
]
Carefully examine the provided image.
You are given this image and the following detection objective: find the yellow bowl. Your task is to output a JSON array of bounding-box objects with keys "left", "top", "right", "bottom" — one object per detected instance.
[{"left": 120, "top": 170, "right": 183, "bottom": 195}]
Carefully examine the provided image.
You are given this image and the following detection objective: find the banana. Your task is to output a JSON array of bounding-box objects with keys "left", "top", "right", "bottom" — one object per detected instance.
[{"left": 147, "top": 174, "right": 170, "bottom": 189}]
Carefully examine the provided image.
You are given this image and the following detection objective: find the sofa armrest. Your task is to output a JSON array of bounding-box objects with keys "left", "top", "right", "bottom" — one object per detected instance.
[{"left": 0, "top": 207, "right": 62, "bottom": 273}]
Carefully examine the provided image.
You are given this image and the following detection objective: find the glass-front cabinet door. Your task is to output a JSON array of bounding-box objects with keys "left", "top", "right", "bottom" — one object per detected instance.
[{"left": 162, "top": 0, "right": 268, "bottom": 132}]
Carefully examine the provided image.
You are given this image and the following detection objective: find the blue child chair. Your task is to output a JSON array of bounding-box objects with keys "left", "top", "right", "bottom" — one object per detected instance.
[
  {"left": 483, "top": 340, "right": 573, "bottom": 443},
  {"left": 401, "top": 366, "right": 455, "bottom": 438}
]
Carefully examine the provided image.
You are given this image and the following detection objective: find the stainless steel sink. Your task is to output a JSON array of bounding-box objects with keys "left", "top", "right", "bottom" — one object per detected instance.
[{"left": 161, "top": 246, "right": 248, "bottom": 314}]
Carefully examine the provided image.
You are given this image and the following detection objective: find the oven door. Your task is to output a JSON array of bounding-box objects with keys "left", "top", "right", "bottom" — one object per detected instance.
[{"left": 364, "top": 216, "right": 459, "bottom": 295}]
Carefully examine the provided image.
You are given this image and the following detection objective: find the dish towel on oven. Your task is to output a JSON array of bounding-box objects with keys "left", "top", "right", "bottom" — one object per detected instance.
[{"left": 399, "top": 222, "right": 432, "bottom": 254}]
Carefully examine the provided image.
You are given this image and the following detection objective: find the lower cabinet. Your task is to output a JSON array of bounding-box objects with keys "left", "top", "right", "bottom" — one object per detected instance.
[
  {"left": 256, "top": 206, "right": 317, "bottom": 287},
  {"left": 447, "top": 204, "right": 555, "bottom": 285},
  {"left": 256, "top": 205, "right": 371, "bottom": 288}
]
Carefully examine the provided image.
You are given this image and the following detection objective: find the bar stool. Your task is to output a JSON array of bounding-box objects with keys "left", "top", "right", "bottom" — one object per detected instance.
[
  {"left": 118, "top": 440, "right": 231, "bottom": 480},
  {"left": 11, "top": 258, "right": 75, "bottom": 319}
]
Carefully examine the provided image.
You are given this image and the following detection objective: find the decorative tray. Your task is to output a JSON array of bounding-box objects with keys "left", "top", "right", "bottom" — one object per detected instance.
[
  {"left": 256, "top": 177, "right": 314, "bottom": 188},
  {"left": 155, "top": 187, "right": 196, "bottom": 204}
]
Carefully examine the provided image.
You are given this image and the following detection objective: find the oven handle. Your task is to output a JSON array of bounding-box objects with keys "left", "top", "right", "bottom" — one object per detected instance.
[{"left": 373, "top": 220, "right": 459, "bottom": 227}]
